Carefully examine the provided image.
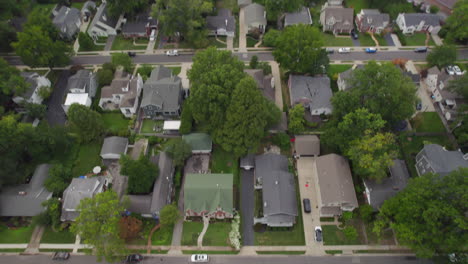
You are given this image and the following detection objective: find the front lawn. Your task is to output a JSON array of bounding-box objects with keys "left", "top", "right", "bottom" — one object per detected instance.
[
  {"left": 71, "top": 142, "right": 103, "bottom": 176},
  {"left": 410, "top": 112, "right": 446, "bottom": 133},
  {"left": 0, "top": 224, "right": 35, "bottom": 244},
  {"left": 207, "top": 36, "right": 227, "bottom": 48},
  {"left": 247, "top": 36, "right": 258, "bottom": 47},
  {"left": 400, "top": 33, "right": 435, "bottom": 46},
  {"left": 40, "top": 228, "right": 76, "bottom": 244},
  {"left": 140, "top": 120, "right": 164, "bottom": 133},
  {"left": 345, "top": 0, "right": 370, "bottom": 13},
  {"left": 168, "top": 66, "right": 182, "bottom": 76},
  {"left": 152, "top": 224, "right": 174, "bottom": 245},
  {"left": 181, "top": 221, "right": 203, "bottom": 246},
  {"left": 322, "top": 225, "right": 362, "bottom": 245},
  {"left": 101, "top": 112, "right": 129, "bottom": 135},
  {"left": 203, "top": 222, "right": 231, "bottom": 246},
  {"left": 111, "top": 36, "right": 147, "bottom": 50},
  {"left": 322, "top": 33, "right": 353, "bottom": 46},
  {"left": 79, "top": 43, "right": 105, "bottom": 52},
  {"left": 327, "top": 64, "right": 353, "bottom": 93},
  {"left": 359, "top": 33, "right": 388, "bottom": 46}
]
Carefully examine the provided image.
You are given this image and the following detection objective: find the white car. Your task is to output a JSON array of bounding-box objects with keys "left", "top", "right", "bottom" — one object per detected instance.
[
  {"left": 446, "top": 65, "right": 455, "bottom": 75},
  {"left": 191, "top": 254, "right": 209, "bottom": 263},
  {"left": 166, "top": 49, "right": 179, "bottom": 56},
  {"left": 453, "top": 65, "right": 464, "bottom": 76},
  {"left": 338, "top": 47, "right": 351, "bottom": 54}
]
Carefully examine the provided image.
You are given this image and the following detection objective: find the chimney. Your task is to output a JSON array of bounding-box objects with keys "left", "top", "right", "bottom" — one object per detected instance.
[{"left": 225, "top": 19, "right": 228, "bottom": 27}]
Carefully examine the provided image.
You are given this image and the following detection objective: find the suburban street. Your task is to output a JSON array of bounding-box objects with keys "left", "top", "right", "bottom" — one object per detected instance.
[{"left": 0, "top": 255, "right": 432, "bottom": 264}]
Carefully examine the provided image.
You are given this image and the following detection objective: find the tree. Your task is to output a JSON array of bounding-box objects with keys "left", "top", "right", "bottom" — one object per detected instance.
[
  {"left": 71, "top": 191, "right": 128, "bottom": 262},
  {"left": 67, "top": 104, "right": 105, "bottom": 143},
  {"left": 24, "top": 102, "right": 46, "bottom": 119},
  {"left": 0, "top": 22, "right": 16, "bottom": 52},
  {"left": 23, "top": 9, "right": 60, "bottom": 41},
  {"left": 262, "top": 29, "right": 281, "bottom": 47},
  {"left": 165, "top": 139, "right": 192, "bottom": 167},
  {"left": 107, "top": 0, "right": 148, "bottom": 18},
  {"left": 429, "top": 5, "right": 439, "bottom": 14},
  {"left": 118, "top": 216, "right": 142, "bottom": 240},
  {"left": 343, "top": 226, "right": 358, "bottom": 241},
  {"left": 0, "top": 58, "right": 29, "bottom": 96},
  {"left": 358, "top": 204, "right": 374, "bottom": 223},
  {"left": 218, "top": 77, "right": 281, "bottom": 156},
  {"left": 97, "top": 68, "right": 114, "bottom": 86},
  {"left": 442, "top": 0, "right": 468, "bottom": 44},
  {"left": 33, "top": 198, "right": 61, "bottom": 230},
  {"left": 263, "top": 0, "right": 303, "bottom": 24},
  {"left": 37, "top": 86, "right": 52, "bottom": 100},
  {"left": 44, "top": 164, "right": 73, "bottom": 196},
  {"left": 288, "top": 104, "right": 305, "bottom": 134},
  {"left": 78, "top": 32, "right": 96, "bottom": 51},
  {"left": 120, "top": 154, "right": 158, "bottom": 194},
  {"left": 111, "top": 53, "right": 133, "bottom": 73},
  {"left": 427, "top": 44, "right": 457, "bottom": 68},
  {"left": 447, "top": 75, "right": 468, "bottom": 145},
  {"left": 346, "top": 131, "right": 397, "bottom": 181},
  {"left": 331, "top": 61, "right": 417, "bottom": 126},
  {"left": 448, "top": 74, "right": 468, "bottom": 99},
  {"left": 273, "top": 24, "right": 328, "bottom": 74},
  {"left": 188, "top": 47, "right": 245, "bottom": 139},
  {"left": 179, "top": 100, "right": 193, "bottom": 135},
  {"left": 374, "top": 169, "right": 468, "bottom": 258},
  {"left": 321, "top": 108, "right": 386, "bottom": 153},
  {"left": 250, "top": 55, "right": 258, "bottom": 69},
  {"left": 159, "top": 204, "right": 181, "bottom": 227}
]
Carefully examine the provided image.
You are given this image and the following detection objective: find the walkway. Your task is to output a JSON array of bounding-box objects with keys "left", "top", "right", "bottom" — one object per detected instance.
[
  {"left": 197, "top": 216, "right": 210, "bottom": 248},
  {"left": 390, "top": 34, "right": 402, "bottom": 48},
  {"left": 406, "top": 60, "right": 435, "bottom": 113},
  {"left": 104, "top": 35, "right": 115, "bottom": 51},
  {"left": 269, "top": 61, "right": 284, "bottom": 109},
  {"left": 238, "top": 7, "right": 247, "bottom": 52},
  {"left": 227, "top": 36, "right": 234, "bottom": 51},
  {"left": 431, "top": 33, "right": 443, "bottom": 46},
  {"left": 383, "top": 33, "right": 395, "bottom": 46},
  {"left": 145, "top": 31, "right": 158, "bottom": 54},
  {"left": 24, "top": 225, "right": 44, "bottom": 254},
  {"left": 240, "top": 169, "right": 254, "bottom": 245},
  {"left": 178, "top": 62, "right": 192, "bottom": 90}
]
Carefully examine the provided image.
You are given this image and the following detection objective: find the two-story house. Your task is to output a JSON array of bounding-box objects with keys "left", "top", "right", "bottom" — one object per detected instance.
[
  {"left": 396, "top": 13, "right": 441, "bottom": 34},
  {"left": 121, "top": 11, "right": 158, "bottom": 39},
  {"left": 87, "top": 1, "right": 121, "bottom": 40},
  {"left": 416, "top": 144, "right": 468, "bottom": 177},
  {"left": 289, "top": 75, "right": 333, "bottom": 117},
  {"left": 63, "top": 70, "right": 97, "bottom": 113},
  {"left": 244, "top": 3, "right": 267, "bottom": 34},
  {"left": 355, "top": 9, "right": 390, "bottom": 34},
  {"left": 13, "top": 72, "right": 51, "bottom": 105},
  {"left": 320, "top": 6, "right": 354, "bottom": 35},
  {"left": 52, "top": 6, "right": 82, "bottom": 40}
]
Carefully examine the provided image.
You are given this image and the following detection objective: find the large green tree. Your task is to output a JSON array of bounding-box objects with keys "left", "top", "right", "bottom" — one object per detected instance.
[
  {"left": 331, "top": 61, "right": 417, "bottom": 126},
  {"left": 443, "top": 0, "right": 468, "bottom": 44},
  {"left": 273, "top": 24, "right": 328, "bottom": 74},
  {"left": 23, "top": 9, "right": 60, "bottom": 41},
  {"left": 0, "top": 58, "right": 29, "bottom": 96},
  {"left": 448, "top": 75, "right": 468, "bottom": 146},
  {"left": 120, "top": 154, "right": 158, "bottom": 194},
  {"left": 67, "top": 104, "right": 105, "bottom": 143},
  {"left": 374, "top": 169, "right": 468, "bottom": 258},
  {"left": 427, "top": 44, "right": 457, "bottom": 68},
  {"left": 71, "top": 191, "right": 128, "bottom": 262},
  {"left": 0, "top": 22, "right": 16, "bottom": 52},
  {"left": 288, "top": 104, "right": 305, "bottom": 134},
  {"left": 165, "top": 139, "right": 192, "bottom": 167},
  {"left": 260, "top": 0, "right": 303, "bottom": 23},
  {"left": 107, "top": 0, "right": 148, "bottom": 18},
  {"left": 159, "top": 204, "right": 181, "bottom": 227},
  {"left": 44, "top": 164, "right": 73, "bottom": 196},
  {"left": 111, "top": 53, "right": 133, "bottom": 73},
  {"left": 219, "top": 77, "right": 281, "bottom": 157}
]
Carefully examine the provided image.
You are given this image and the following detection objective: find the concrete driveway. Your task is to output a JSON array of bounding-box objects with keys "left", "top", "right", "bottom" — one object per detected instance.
[
  {"left": 238, "top": 7, "right": 247, "bottom": 52},
  {"left": 45, "top": 70, "right": 69, "bottom": 126},
  {"left": 240, "top": 169, "right": 254, "bottom": 245}
]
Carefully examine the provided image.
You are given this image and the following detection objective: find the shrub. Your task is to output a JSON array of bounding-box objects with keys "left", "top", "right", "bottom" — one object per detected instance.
[
  {"left": 257, "top": 61, "right": 272, "bottom": 75},
  {"left": 250, "top": 55, "right": 258, "bottom": 69},
  {"left": 359, "top": 204, "right": 374, "bottom": 223},
  {"left": 78, "top": 32, "right": 96, "bottom": 51},
  {"left": 343, "top": 226, "right": 358, "bottom": 241},
  {"left": 271, "top": 133, "right": 290, "bottom": 151},
  {"left": 430, "top": 5, "right": 439, "bottom": 14},
  {"left": 263, "top": 29, "right": 281, "bottom": 47},
  {"left": 97, "top": 68, "right": 114, "bottom": 87}
]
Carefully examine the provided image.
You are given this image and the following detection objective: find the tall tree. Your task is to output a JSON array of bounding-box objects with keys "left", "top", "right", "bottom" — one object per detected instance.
[
  {"left": 71, "top": 191, "right": 128, "bottom": 262},
  {"left": 346, "top": 131, "right": 397, "bottom": 181},
  {"left": 219, "top": 77, "right": 281, "bottom": 156},
  {"left": 263, "top": 0, "right": 303, "bottom": 24},
  {"left": 107, "top": 0, "right": 148, "bottom": 18},
  {"left": 165, "top": 139, "right": 192, "bottom": 167},
  {"left": 0, "top": 58, "right": 29, "bottom": 96},
  {"left": 273, "top": 24, "right": 328, "bottom": 74},
  {"left": 23, "top": 9, "right": 60, "bottom": 41},
  {"left": 111, "top": 53, "right": 133, "bottom": 73},
  {"left": 67, "top": 104, "right": 105, "bottom": 143},
  {"left": 119, "top": 154, "right": 158, "bottom": 194},
  {"left": 44, "top": 164, "right": 73, "bottom": 196},
  {"left": 0, "top": 22, "right": 17, "bottom": 52},
  {"left": 375, "top": 169, "right": 468, "bottom": 258},
  {"left": 447, "top": 75, "right": 468, "bottom": 145},
  {"left": 443, "top": 0, "right": 468, "bottom": 44},
  {"left": 159, "top": 204, "right": 181, "bottom": 227},
  {"left": 427, "top": 44, "right": 457, "bottom": 68},
  {"left": 331, "top": 61, "right": 417, "bottom": 126},
  {"left": 288, "top": 104, "right": 305, "bottom": 134}
]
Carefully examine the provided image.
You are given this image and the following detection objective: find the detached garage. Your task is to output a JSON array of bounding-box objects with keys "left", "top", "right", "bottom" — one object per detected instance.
[{"left": 100, "top": 136, "right": 129, "bottom": 160}]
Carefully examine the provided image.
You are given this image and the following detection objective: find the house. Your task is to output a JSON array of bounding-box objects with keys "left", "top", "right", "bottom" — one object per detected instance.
[
  {"left": 184, "top": 173, "right": 234, "bottom": 219},
  {"left": 87, "top": 2, "right": 120, "bottom": 40},
  {"left": 52, "top": 6, "right": 82, "bottom": 40},
  {"left": 363, "top": 160, "right": 410, "bottom": 210},
  {"left": 337, "top": 65, "right": 364, "bottom": 91},
  {"left": 62, "top": 93, "right": 92, "bottom": 113},
  {"left": 320, "top": 6, "right": 354, "bottom": 34},
  {"left": 0, "top": 164, "right": 52, "bottom": 217},
  {"left": 61, "top": 176, "right": 108, "bottom": 221},
  {"left": 81, "top": 1, "right": 96, "bottom": 19},
  {"left": 284, "top": 6, "right": 313, "bottom": 27},
  {"left": 67, "top": 70, "right": 98, "bottom": 98},
  {"left": 98, "top": 69, "right": 143, "bottom": 118},
  {"left": 100, "top": 136, "right": 129, "bottom": 160},
  {"left": 289, "top": 75, "right": 333, "bottom": 116},
  {"left": 355, "top": 9, "right": 390, "bottom": 34},
  {"left": 415, "top": 144, "right": 468, "bottom": 177},
  {"left": 294, "top": 135, "right": 320, "bottom": 157},
  {"left": 122, "top": 11, "right": 158, "bottom": 39},
  {"left": 244, "top": 69, "right": 274, "bottom": 102},
  {"left": 13, "top": 72, "right": 51, "bottom": 105},
  {"left": 238, "top": 0, "right": 252, "bottom": 7},
  {"left": 206, "top": 8, "right": 236, "bottom": 37},
  {"left": 315, "top": 154, "right": 358, "bottom": 216},
  {"left": 396, "top": 13, "right": 441, "bottom": 34},
  {"left": 244, "top": 3, "right": 267, "bottom": 34},
  {"left": 424, "top": 0, "right": 458, "bottom": 16},
  {"left": 140, "top": 66, "right": 183, "bottom": 119},
  {"left": 182, "top": 133, "right": 213, "bottom": 154},
  {"left": 127, "top": 152, "right": 174, "bottom": 218},
  {"left": 240, "top": 154, "right": 255, "bottom": 170},
  {"left": 254, "top": 154, "right": 298, "bottom": 227},
  {"left": 327, "top": 0, "right": 344, "bottom": 6}
]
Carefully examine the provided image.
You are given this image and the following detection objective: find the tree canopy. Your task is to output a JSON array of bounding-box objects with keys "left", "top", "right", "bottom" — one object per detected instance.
[
  {"left": 447, "top": 75, "right": 468, "bottom": 146},
  {"left": 67, "top": 104, "right": 105, "bottom": 143},
  {"left": 71, "top": 191, "right": 127, "bottom": 262},
  {"left": 443, "top": 0, "right": 468, "bottom": 44},
  {"left": 44, "top": 164, "right": 73, "bottom": 196},
  {"left": 111, "top": 53, "right": 133, "bottom": 73},
  {"left": 120, "top": 154, "right": 158, "bottom": 194},
  {"left": 288, "top": 104, "right": 305, "bottom": 134},
  {"left": 165, "top": 139, "right": 192, "bottom": 167},
  {"left": 427, "top": 44, "right": 457, "bottom": 68},
  {"left": 107, "top": 0, "right": 148, "bottom": 18},
  {"left": 260, "top": 0, "right": 303, "bottom": 21},
  {"left": 159, "top": 204, "right": 181, "bottom": 227},
  {"left": 0, "top": 58, "right": 29, "bottom": 96},
  {"left": 374, "top": 169, "right": 468, "bottom": 258},
  {"left": 273, "top": 24, "right": 328, "bottom": 74}
]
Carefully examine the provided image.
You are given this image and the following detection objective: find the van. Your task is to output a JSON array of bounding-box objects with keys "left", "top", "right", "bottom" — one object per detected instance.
[{"left": 149, "top": 29, "right": 156, "bottom": 41}]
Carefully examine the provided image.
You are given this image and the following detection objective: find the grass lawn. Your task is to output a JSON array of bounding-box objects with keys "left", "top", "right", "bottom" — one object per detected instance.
[
  {"left": 0, "top": 225, "right": 34, "bottom": 243},
  {"left": 71, "top": 142, "right": 102, "bottom": 176},
  {"left": 345, "top": 0, "right": 370, "bottom": 13},
  {"left": 111, "top": 36, "right": 147, "bottom": 50},
  {"left": 151, "top": 224, "right": 174, "bottom": 246},
  {"left": 182, "top": 250, "right": 239, "bottom": 255},
  {"left": 71, "top": 2, "right": 85, "bottom": 9},
  {"left": 79, "top": 43, "right": 105, "bottom": 52},
  {"left": 207, "top": 36, "right": 227, "bottom": 48},
  {"left": 401, "top": 33, "right": 435, "bottom": 46},
  {"left": 95, "top": 36, "right": 108, "bottom": 44},
  {"left": 325, "top": 250, "right": 343, "bottom": 255},
  {"left": 203, "top": 222, "right": 231, "bottom": 246},
  {"left": 322, "top": 33, "right": 353, "bottom": 46},
  {"left": 135, "top": 38, "right": 149, "bottom": 45},
  {"left": 247, "top": 36, "right": 258, "bottom": 47},
  {"left": 181, "top": 222, "right": 203, "bottom": 246},
  {"left": 168, "top": 66, "right": 182, "bottom": 76},
  {"left": 101, "top": 112, "right": 129, "bottom": 134},
  {"left": 410, "top": 112, "right": 446, "bottom": 133},
  {"left": 40, "top": 228, "right": 76, "bottom": 244},
  {"left": 0, "top": 249, "right": 26, "bottom": 252},
  {"left": 359, "top": 33, "right": 388, "bottom": 46},
  {"left": 140, "top": 120, "right": 164, "bottom": 133},
  {"left": 210, "top": 147, "right": 239, "bottom": 187},
  {"left": 328, "top": 64, "right": 353, "bottom": 93},
  {"left": 322, "top": 225, "right": 362, "bottom": 245},
  {"left": 256, "top": 251, "right": 306, "bottom": 255}
]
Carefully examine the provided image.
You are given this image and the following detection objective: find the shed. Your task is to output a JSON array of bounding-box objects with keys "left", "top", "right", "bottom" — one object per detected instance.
[
  {"left": 295, "top": 135, "right": 320, "bottom": 156},
  {"left": 100, "top": 136, "right": 129, "bottom": 160},
  {"left": 163, "top": 120, "right": 181, "bottom": 131},
  {"left": 182, "top": 133, "right": 213, "bottom": 154}
]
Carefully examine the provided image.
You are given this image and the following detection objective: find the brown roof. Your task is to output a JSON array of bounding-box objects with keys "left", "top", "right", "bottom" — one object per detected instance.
[{"left": 295, "top": 135, "right": 320, "bottom": 156}]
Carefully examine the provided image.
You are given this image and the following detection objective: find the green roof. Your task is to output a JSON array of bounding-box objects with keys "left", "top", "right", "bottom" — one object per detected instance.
[
  {"left": 184, "top": 173, "right": 233, "bottom": 214},
  {"left": 182, "top": 133, "right": 212, "bottom": 152}
]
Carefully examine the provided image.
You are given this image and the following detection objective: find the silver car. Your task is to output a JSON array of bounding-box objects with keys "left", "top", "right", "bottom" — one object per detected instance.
[
  {"left": 446, "top": 65, "right": 455, "bottom": 75},
  {"left": 453, "top": 65, "right": 463, "bottom": 76}
]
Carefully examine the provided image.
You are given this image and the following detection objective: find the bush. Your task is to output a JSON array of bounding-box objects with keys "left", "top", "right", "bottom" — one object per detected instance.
[
  {"left": 250, "top": 55, "right": 258, "bottom": 69},
  {"left": 263, "top": 29, "right": 281, "bottom": 47},
  {"left": 343, "top": 226, "right": 358, "bottom": 241},
  {"left": 97, "top": 68, "right": 114, "bottom": 87},
  {"left": 271, "top": 133, "right": 290, "bottom": 151},
  {"left": 78, "top": 32, "right": 96, "bottom": 51},
  {"left": 430, "top": 5, "right": 439, "bottom": 14},
  {"left": 359, "top": 205, "right": 374, "bottom": 223},
  {"left": 257, "top": 61, "right": 272, "bottom": 75}
]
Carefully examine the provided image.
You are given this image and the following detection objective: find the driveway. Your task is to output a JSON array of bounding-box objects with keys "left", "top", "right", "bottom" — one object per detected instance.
[
  {"left": 238, "top": 7, "right": 247, "bottom": 52},
  {"left": 240, "top": 169, "right": 254, "bottom": 245},
  {"left": 351, "top": 37, "right": 360, "bottom": 47},
  {"left": 45, "top": 70, "right": 70, "bottom": 126},
  {"left": 384, "top": 33, "right": 395, "bottom": 46}
]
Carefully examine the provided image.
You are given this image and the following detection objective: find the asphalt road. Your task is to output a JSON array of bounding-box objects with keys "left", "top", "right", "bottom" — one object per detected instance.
[
  {"left": 0, "top": 255, "right": 432, "bottom": 264},
  {"left": 4, "top": 49, "right": 468, "bottom": 66}
]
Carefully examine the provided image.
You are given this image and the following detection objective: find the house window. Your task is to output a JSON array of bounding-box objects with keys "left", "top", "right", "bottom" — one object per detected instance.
[{"left": 125, "top": 109, "right": 131, "bottom": 114}]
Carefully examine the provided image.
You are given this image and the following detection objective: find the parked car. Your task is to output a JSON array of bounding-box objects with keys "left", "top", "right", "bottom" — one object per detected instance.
[
  {"left": 453, "top": 65, "right": 463, "bottom": 76},
  {"left": 315, "top": 226, "right": 323, "bottom": 242},
  {"left": 166, "top": 49, "right": 179, "bottom": 56},
  {"left": 416, "top": 101, "right": 422, "bottom": 111},
  {"left": 303, "top": 198, "right": 311, "bottom": 213},
  {"left": 365, "top": 47, "right": 377, "bottom": 53},
  {"left": 325, "top": 48, "right": 334, "bottom": 54},
  {"left": 446, "top": 65, "right": 455, "bottom": 75},
  {"left": 414, "top": 47, "right": 428, "bottom": 53},
  {"left": 52, "top": 252, "right": 70, "bottom": 261},
  {"left": 191, "top": 254, "right": 209, "bottom": 263},
  {"left": 149, "top": 29, "right": 156, "bottom": 41},
  {"left": 338, "top": 47, "right": 351, "bottom": 54},
  {"left": 125, "top": 254, "right": 143, "bottom": 263},
  {"left": 127, "top": 52, "right": 136, "bottom": 57},
  {"left": 351, "top": 29, "right": 358, "bottom": 39}
]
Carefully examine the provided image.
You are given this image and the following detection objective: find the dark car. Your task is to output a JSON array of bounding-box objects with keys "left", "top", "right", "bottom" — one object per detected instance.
[
  {"left": 127, "top": 52, "right": 137, "bottom": 57},
  {"left": 315, "top": 226, "right": 323, "bottom": 242},
  {"left": 52, "top": 252, "right": 70, "bottom": 261},
  {"left": 351, "top": 29, "right": 358, "bottom": 39},
  {"left": 126, "top": 254, "right": 143, "bottom": 263},
  {"left": 416, "top": 101, "right": 422, "bottom": 110},
  {"left": 325, "top": 48, "right": 334, "bottom": 54},
  {"left": 303, "top": 199, "right": 311, "bottom": 213},
  {"left": 414, "top": 47, "right": 428, "bottom": 53}
]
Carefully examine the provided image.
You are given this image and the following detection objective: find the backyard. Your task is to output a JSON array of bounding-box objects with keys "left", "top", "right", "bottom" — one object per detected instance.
[
  {"left": 40, "top": 227, "right": 76, "bottom": 244},
  {"left": 0, "top": 224, "right": 35, "bottom": 244},
  {"left": 410, "top": 112, "right": 446, "bottom": 133},
  {"left": 400, "top": 33, "right": 435, "bottom": 46},
  {"left": 71, "top": 142, "right": 103, "bottom": 177},
  {"left": 210, "top": 147, "right": 239, "bottom": 187},
  {"left": 101, "top": 112, "right": 129, "bottom": 135},
  {"left": 140, "top": 120, "right": 164, "bottom": 134},
  {"left": 112, "top": 36, "right": 147, "bottom": 50}
]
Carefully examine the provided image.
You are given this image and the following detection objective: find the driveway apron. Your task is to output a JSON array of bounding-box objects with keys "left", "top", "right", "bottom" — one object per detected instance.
[{"left": 241, "top": 169, "right": 254, "bottom": 245}]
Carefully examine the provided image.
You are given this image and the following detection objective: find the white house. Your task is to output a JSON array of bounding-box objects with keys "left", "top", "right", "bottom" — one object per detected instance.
[
  {"left": 396, "top": 13, "right": 441, "bottom": 34},
  {"left": 13, "top": 72, "right": 51, "bottom": 105},
  {"left": 87, "top": 1, "right": 120, "bottom": 40},
  {"left": 62, "top": 93, "right": 92, "bottom": 113}
]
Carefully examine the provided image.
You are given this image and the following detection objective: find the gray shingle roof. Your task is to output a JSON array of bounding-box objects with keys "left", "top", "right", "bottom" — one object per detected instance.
[
  {"left": 240, "top": 154, "right": 255, "bottom": 168},
  {"left": 141, "top": 66, "right": 182, "bottom": 112},
  {"left": 358, "top": 9, "right": 389, "bottom": 28},
  {"left": 284, "top": 6, "right": 312, "bottom": 27},
  {"left": 100, "top": 137, "right": 129, "bottom": 158},
  {"left": 416, "top": 144, "right": 468, "bottom": 176},
  {"left": 20, "top": 72, "right": 40, "bottom": 99},
  {"left": 244, "top": 69, "right": 274, "bottom": 102},
  {"left": 244, "top": 3, "right": 266, "bottom": 28},
  {"left": 67, "top": 70, "right": 96, "bottom": 95},
  {"left": 289, "top": 75, "right": 333, "bottom": 112},
  {"left": 100, "top": 70, "right": 141, "bottom": 108},
  {"left": 295, "top": 135, "right": 320, "bottom": 156},
  {"left": 150, "top": 152, "right": 174, "bottom": 213},
  {"left": 402, "top": 13, "right": 441, "bottom": 27},
  {"left": 81, "top": 1, "right": 96, "bottom": 15},
  {"left": 52, "top": 6, "right": 81, "bottom": 38},
  {"left": 0, "top": 164, "right": 52, "bottom": 217},
  {"left": 364, "top": 160, "right": 409, "bottom": 210},
  {"left": 122, "top": 11, "right": 157, "bottom": 34},
  {"left": 206, "top": 8, "right": 236, "bottom": 33},
  {"left": 322, "top": 7, "right": 354, "bottom": 32}
]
